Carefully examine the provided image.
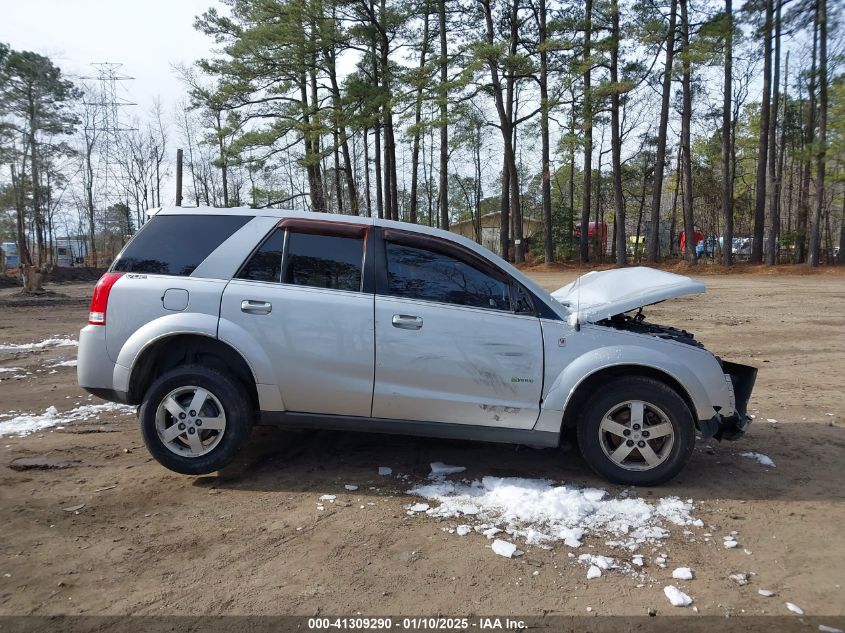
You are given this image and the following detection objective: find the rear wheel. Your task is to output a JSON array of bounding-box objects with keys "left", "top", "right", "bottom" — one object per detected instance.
[
  {"left": 139, "top": 365, "right": 253, "bottom": 475},
  {"left": 577, "top": 376, "right": 695, "bottom": 486}
]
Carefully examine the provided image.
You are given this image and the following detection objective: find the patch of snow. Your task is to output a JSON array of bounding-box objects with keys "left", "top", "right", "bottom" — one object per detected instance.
[
  {"left": 741, "top": 452, "right": 776, "bottom": 468},
  {"left": 586, "top": 565, "right": 602, "bottom": 579},
  {"left": 429, "top": 461, "right": 466, "bottom": 477},
  {"left": 0, "top": 403, "right": 135, "bottom": 437},
  {"left": 758, "top": 589, "right": 776, "bottom": 597},
  {"left": 723, "top": 536, "right": 739, "bottom": 549},
  {"left": 377, "top": 466, "right": 392, "bottom": 476},
  {"left": 0, "top": 367, "right": 25, "bottom": 374},
  {"left": 819, "top": 626, "right": 844, "bottom": 633},
  {"left": 729, "top": 573, "right": 749, "bottom": 586},
  {"left": 672, "top": 567, "right": 694, "bottom": 580},
  {"left": 344, "top": 484, "right": 358, "bottom": 491},
  {"left": 408, "top": 503, "right": 429, "bottom": 512},
  {"left": 318, "top": 494, "right": 336, "bottom": 502},
  {"left": 456, "top": 525, "right": 472, "bottom": 536},
  {"left": 46, "top": 359, "right": 77, "bottom": 368},
  {"left": 0, "top": 337, "right": 78, "bottom": 352},
  {"left": 786, "top": 602, "right": 804, "bottom": 615},
  {"left": 663, "top": 585, "right": 693, "bottom": 607},
  {"left": 491, "top": 539, "right": 521, "bottom": 558},
  {"left": 579, "top": 554, "right": 615, "bottom": 570},
  {"left": 407, "top": 476, "right": 700, "bottom": 549},
  {"left": 631, "top": 555, "right": 644, "bottom": 567}
]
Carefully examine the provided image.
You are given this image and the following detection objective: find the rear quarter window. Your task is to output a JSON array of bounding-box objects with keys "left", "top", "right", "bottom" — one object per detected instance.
[{"left": 112, "top": 215, "right": 250, "bottom": 276}]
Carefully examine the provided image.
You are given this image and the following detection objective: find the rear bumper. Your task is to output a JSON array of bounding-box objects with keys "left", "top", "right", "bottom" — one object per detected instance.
[{"left": 77, "top": 325, "right": 126, "bottom": 404}]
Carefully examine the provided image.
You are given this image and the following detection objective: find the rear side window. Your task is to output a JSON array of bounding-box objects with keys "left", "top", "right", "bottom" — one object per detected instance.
[
  {"left": 284, "top": 232, "right": 363, "bottom": 291},
  {"left": 112, "top": 215, "right": 250, "bottom": 276},
  {"left": 385, "top": 242, "right": 511, "bottom": 311},
  {"left": 238, "top": 229, "right": 284, "bottom": 282}
]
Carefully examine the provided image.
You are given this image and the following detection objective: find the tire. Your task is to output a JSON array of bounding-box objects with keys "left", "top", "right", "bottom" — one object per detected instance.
[
  {"left": 576, "top": 376, "right": 695, "bottom": 486},
  {"left": 139, "top": 364, "right": 254, "bottom": 475}
]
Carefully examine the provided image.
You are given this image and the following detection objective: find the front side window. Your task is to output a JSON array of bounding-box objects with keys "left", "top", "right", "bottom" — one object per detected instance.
[
  {"left": 284, "top": 232, "right": 363, "bottom": 291},
  {"left": 113, "top": 214, "right": 250, "bottom": 276},
  {"left": 385, "top": 242, "right": 511, "bottom": 311}
]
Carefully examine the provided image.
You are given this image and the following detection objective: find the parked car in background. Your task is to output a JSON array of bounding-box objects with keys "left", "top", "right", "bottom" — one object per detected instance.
[{"left": 78, "top": 208, "right": 756, "bottom": 486}]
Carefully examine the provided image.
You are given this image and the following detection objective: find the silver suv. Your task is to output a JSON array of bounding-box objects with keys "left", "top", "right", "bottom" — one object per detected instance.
[{"left": 78, "top": 207, "right": 756, "bottom": 485}]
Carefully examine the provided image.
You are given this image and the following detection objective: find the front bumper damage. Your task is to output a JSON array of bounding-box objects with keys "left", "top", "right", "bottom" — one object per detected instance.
[{"left": 699, "top": 361, "right": 758, "bottom": 441}]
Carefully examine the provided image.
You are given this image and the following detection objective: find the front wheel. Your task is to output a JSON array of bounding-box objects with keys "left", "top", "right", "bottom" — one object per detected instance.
[
  {"left": 139, "top": 365, "right": 254, "bottom": 475},
  {"left": 577, "top": 376, "right": 695, "bottom": 486}
]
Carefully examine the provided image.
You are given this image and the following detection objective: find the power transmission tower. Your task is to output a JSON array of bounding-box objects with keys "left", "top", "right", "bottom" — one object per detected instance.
[{"left": 83, "top": 63, "right": 136, "bottom": 207}]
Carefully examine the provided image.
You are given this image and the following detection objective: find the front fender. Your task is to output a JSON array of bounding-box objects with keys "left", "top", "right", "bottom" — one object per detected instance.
[{"left": 539, "top": 344, "right": 730, "bottom": 433}]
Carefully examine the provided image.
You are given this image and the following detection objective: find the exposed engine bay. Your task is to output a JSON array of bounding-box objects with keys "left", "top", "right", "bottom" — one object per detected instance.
[{"left": 597, "top": 308, "right": 704, "bottom": 348}]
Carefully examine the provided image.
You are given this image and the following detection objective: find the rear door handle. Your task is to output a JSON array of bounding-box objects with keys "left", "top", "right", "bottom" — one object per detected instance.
[
  {"left": 392, "top": 314, "right": 423, "bottom": 330},
  {"left": 241, "top": 300, "right": 272, "bottom": 315}
]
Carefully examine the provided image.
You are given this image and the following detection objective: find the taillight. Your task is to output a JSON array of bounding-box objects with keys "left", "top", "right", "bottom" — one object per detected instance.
[{"left": 88, "top": 272, "right": 124, "bottom": 325}]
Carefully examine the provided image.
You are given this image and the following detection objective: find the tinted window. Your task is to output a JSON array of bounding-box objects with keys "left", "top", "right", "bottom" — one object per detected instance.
[
  {"left": 284, "top": 232, "right": 363, "bottom": 292},
  {"left": 238, "top": 229, "right": 284, "bottom": 282},
  {"left": 386, "top": 242, "right": 511, "bottom": 311},
  {"left": 112, "top": 215, "right": 250, "bottom": 276}
]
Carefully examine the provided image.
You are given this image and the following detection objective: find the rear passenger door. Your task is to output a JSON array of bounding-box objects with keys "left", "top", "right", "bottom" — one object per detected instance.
[
  {"left": 371, "top": 229, "right": 544, "bottom": 429},
  {"left": 220, "top": 219, "right": 375, "bottom": 417}
]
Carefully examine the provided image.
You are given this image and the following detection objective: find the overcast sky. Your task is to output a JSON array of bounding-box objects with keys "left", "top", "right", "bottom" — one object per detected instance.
[{"left": 0, "top": 0, "right": 215, "bottom": 116}]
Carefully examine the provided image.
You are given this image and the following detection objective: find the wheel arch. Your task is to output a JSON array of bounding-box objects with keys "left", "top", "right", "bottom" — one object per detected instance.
[
  {"left": 127, "top": 333, "right": 259, "bottom": 410},
  {"left": 559, "top": 364, "right": 698, "bottom": 432}
]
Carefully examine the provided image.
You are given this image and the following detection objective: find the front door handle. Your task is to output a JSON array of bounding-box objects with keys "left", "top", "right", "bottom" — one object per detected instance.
[
  {"left": 392, "top": 314, "right": 423, "bottom": 330},
  {"left": 241, "top": 299, "right": 272, "bottom": 315}
]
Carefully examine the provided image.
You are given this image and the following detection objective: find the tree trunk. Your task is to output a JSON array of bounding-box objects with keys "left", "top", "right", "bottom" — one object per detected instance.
[
  {"left": 838, "top": 188, "right": 845, "bottom": 265},
  {"left": 647, "top": 0, "right": 677, "bottom": 262},
  {"left": 437, "top": 0, "right": 449, "bottom": 230},
  {"left": 363, "top": 127, "right": 373, "bottom": 217},
  {"left": 538, "top": 0, "right": 553, "bottom": 263},
  {"left": 479, "top": 0, "right": 520, "bottom": 262},
  {"left": 765, "top": 0, "right": 781, "bottom": 265},
  {"left": 580, "top": 0, "right": 593, "bottom": 263},
  {"left": 10, "top": 162, "right": 33, "bottom": 269},
  {"left": 409, "top": 8, "right": 430, "bottom": 225},
  {"left": 670, "top": 148, "right": 681, "bottom": 255},
  {"left": 680, "top": 0, "right": 695, "bottom": 264},
  {"left": 215, "top": 110, "right": 229, "bottom": 207},
  {"left": 721, "top": 0, "right": 733, "bottom": 265},
  {"left": 797, "top": 25, "right": 816, "bottom": 264},
  {"left": 500, "top": 155, "right": 510, "bottom": 259},
  {"left": 300, "top": 67, "right": 326, "bottom": 212},
  {"left": 808, "top": 0, "right": 827, "bottom": 267},
  {"left": 774, "top": 51, "right": 789, "bottom": 263},
  {"left": 508, "top": 0, "right": 524, "bottom": 263},
  {"left": 379, "top": 17, "right": 398, "bottom": 221},
  {"left": 751, "top": 0, "right": 773, "bottom": 263},
  {"left": 610, "top": 0, "right": 626, "bottom": 266}
]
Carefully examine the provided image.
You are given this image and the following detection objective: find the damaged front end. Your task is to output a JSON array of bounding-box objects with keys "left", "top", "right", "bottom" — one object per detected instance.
[{"left": 699, "top": 361, "right": 758, "bottom": 441}]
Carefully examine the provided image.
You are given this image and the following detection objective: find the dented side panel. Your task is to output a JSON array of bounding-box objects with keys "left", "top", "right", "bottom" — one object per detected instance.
[{"left": 371, "top": 296, "right": 544, "bottom": 428}]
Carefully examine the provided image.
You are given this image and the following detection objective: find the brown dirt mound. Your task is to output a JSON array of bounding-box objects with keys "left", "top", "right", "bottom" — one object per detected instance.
[{"left": 47, "top": 266, "right": 107, "bottom": 283}]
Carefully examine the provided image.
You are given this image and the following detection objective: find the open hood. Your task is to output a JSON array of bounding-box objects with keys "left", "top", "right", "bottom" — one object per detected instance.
[{"left": 551, "top": 267, "right": 705, "bottom": 324}]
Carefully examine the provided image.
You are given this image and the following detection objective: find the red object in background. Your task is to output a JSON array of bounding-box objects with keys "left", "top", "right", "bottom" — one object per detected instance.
[
  {"left": 679, "top": 230, "right": 704, "bottom": 253},
  {"left": 573, "top": 222, "right": 608, "bottom": 254}
]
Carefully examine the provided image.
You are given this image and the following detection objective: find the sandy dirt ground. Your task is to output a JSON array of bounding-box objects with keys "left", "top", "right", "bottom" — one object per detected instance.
[{"left": 0, "top": 272, "right": 843, "bottom": 624}]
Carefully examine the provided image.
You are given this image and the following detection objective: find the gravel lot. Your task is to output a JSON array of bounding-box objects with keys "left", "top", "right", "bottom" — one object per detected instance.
[{"left": 0, "top": 271, "right": 843, "bottom": 625}]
